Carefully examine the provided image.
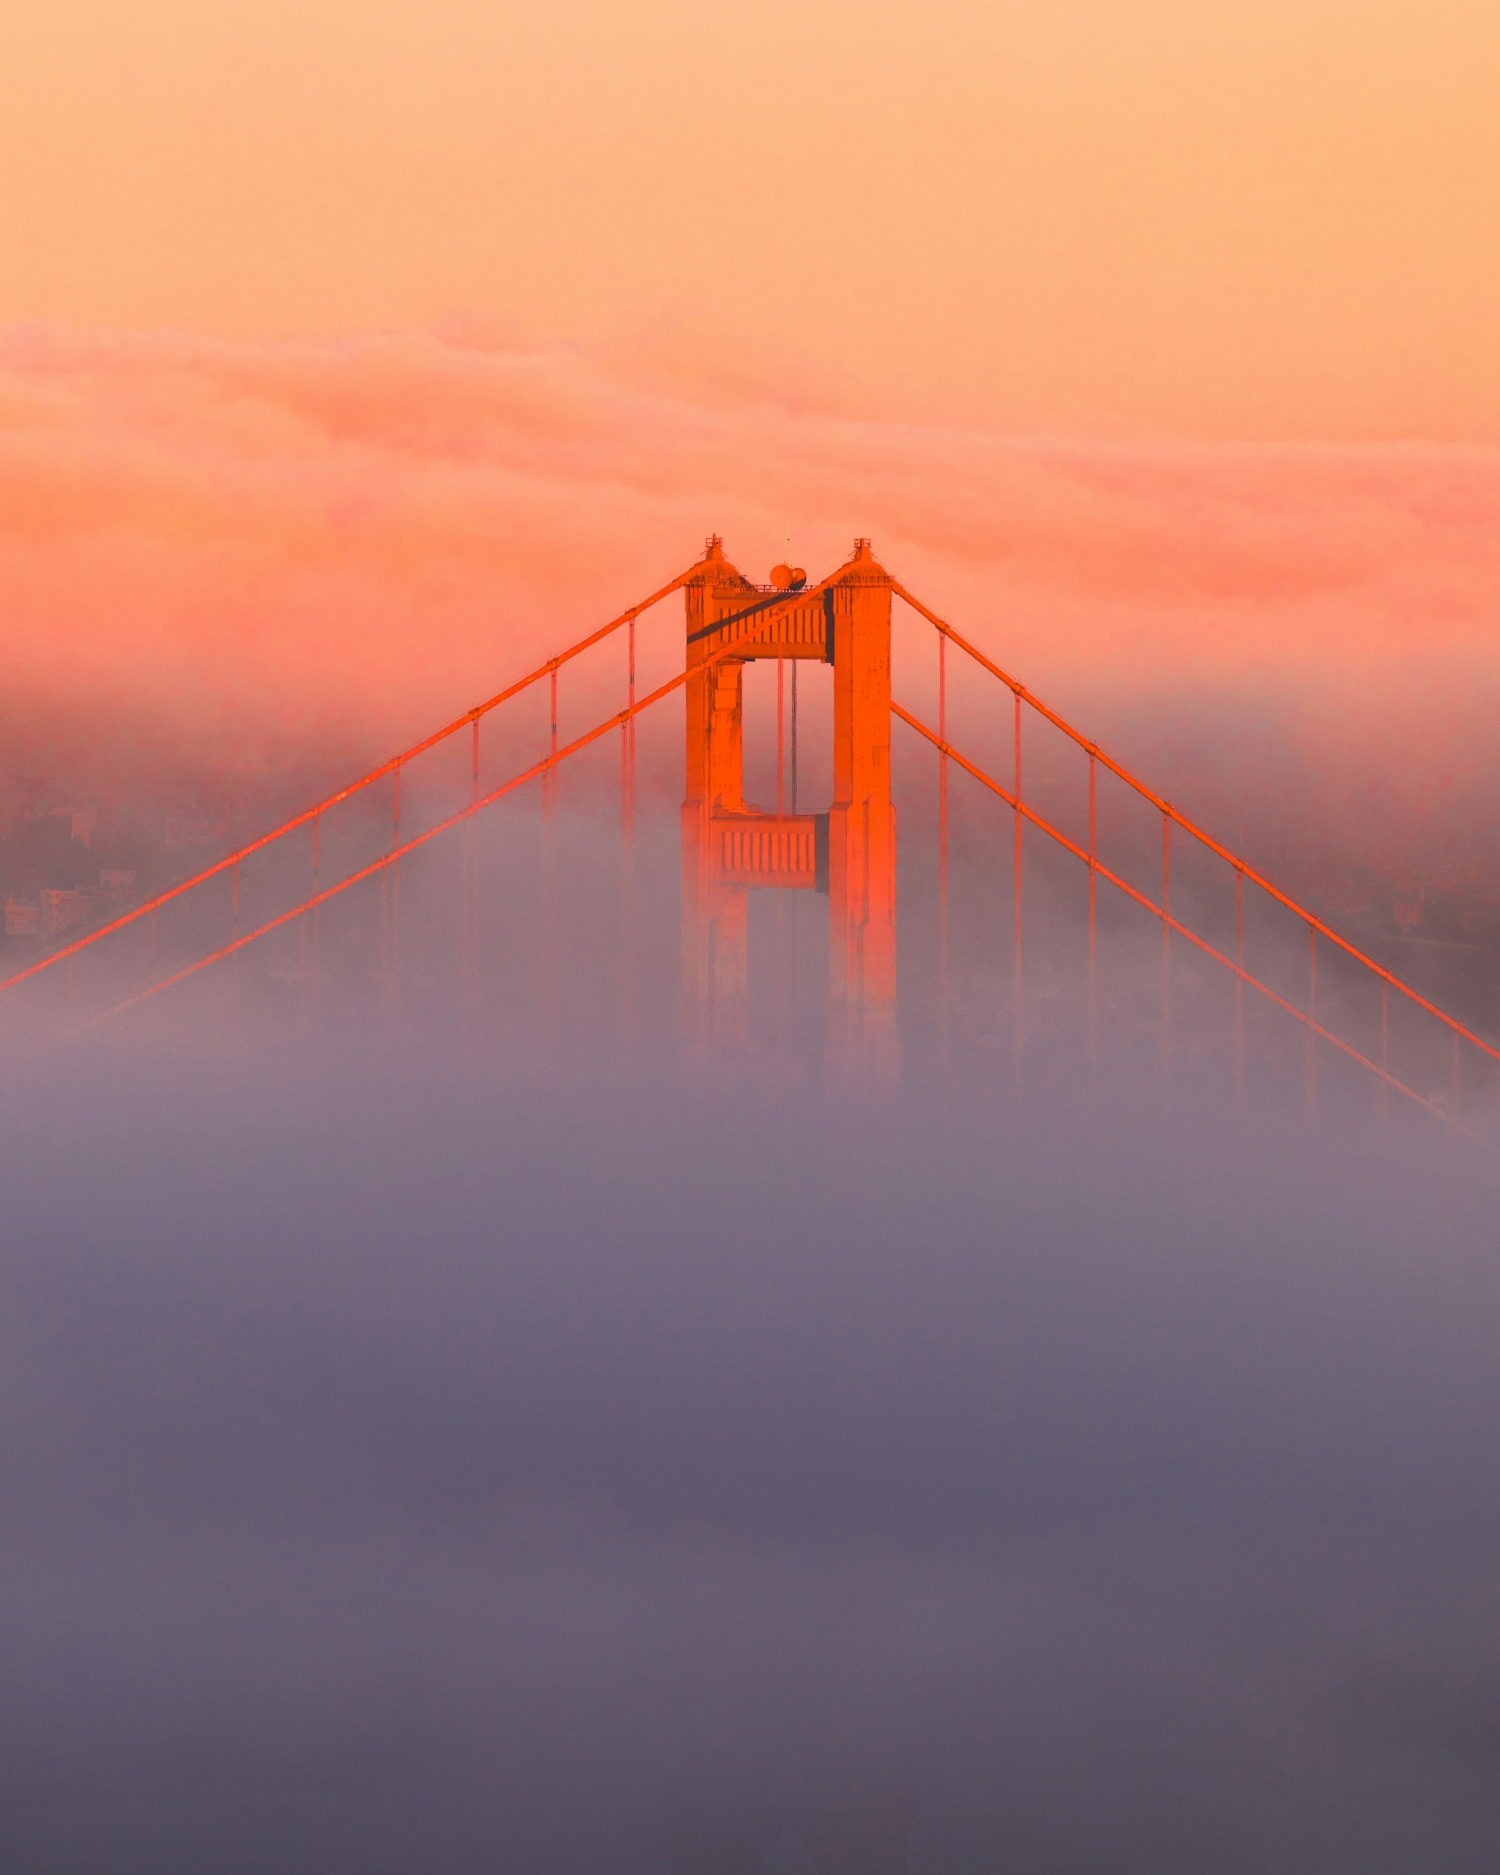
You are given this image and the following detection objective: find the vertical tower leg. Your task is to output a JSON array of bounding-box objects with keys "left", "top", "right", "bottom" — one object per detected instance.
[
  {"left": 708, "top": 884, "right": 749, "bottom": 1045},
  {"left": 680, "top": 797, "right": 710, "bottom": 1035},
  {"left": 776, "top": 659, "right": 787, "bottom": 1045},
  {"left": 680, "top": 538, "right": 752, "bottom": 1045},
  {"left": 827, "top": 540, "right": 897, "bottom": 1078}
]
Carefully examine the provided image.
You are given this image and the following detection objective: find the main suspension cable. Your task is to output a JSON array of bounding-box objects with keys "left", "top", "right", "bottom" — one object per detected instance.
[
  {"left": 0, "top": 566, "right": 700, "bottom": 1001},
  {"left": 893, "top": 581, "right": 1500, "bottom": 1069},
  {"left": 891, "top": 701, "right": 1470, "bottom": 1134}
]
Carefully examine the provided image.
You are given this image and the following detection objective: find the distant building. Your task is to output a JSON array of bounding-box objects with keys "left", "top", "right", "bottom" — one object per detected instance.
[
  {"left": 1394, "top": 885, "right": 1425, "bottom": 932},
  {"left": 32, "top": 805, "right": 99, "bottom": 848},
  {"left": 40, "top": 888, "right": 89, "bottom": 935},
  {"left": 5, "top": 895, "right": 40, "bottom": 937},
  {"left": 99, "top": 868, "right": 136, "bottom": 890},
  {"left": 164, "top": 816, "right": 224, "bottom": 851}
]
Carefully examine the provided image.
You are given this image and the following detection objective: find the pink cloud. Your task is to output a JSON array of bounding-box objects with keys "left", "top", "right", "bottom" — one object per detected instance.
[{"left": 2, "top": 324, "right": 1498, "bottom": 808}]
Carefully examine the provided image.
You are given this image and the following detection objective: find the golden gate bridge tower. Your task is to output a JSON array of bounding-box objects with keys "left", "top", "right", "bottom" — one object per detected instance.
[{"left": 681, "top": 536, "right": 896, "bottom": 1059}]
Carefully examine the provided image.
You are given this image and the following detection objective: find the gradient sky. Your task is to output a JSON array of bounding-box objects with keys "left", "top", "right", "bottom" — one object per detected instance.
[
  {"left": 4, "top": 0, "right": 1499, "bottom": 437},
  {"left": 3, "top": 0, "right": 1499, "bottom": 863}
]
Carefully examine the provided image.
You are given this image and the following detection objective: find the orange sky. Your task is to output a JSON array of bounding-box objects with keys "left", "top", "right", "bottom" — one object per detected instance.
[
  {"left": 3, "top": 0, "right": 1499, "bottom": 845},
  {"left": 3, "top": 0, "right": 1499, "bottom": 437},
  {"left": 4, "top": 326, "right": 1497, "bottom": 733}
]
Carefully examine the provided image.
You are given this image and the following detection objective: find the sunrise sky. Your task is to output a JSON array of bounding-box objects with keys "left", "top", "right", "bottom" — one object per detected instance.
[
  {"left": 3, "top": 0, "right": 1499, "bottom": 769},
  {"left": 6, "top": 0, "right": 1500, "bottom": 431}
]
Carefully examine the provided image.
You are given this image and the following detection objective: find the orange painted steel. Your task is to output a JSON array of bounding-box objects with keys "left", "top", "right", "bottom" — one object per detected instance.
[
  {"left": 0, "top": 567, "right": 698, "bottom": 1002},
  {"left": 1012, "top": 689, "right": 1022, "bottom": 1076},
  {"left": 1012, "top": 692, "right": 1022, "bottom": 961},
  {"left": 1161, "top": 814, "right": 1171, "bottom": 1064},
  {"left": 790, "top": 662, "right": 799, "bottom": 812},
  {"left": 891, "top": 579, "right": 1500, "bottom": 1071},
  {"left": 77, "top": 611, "right": 799, "bottom": 1034},
  {"left": 776, "top": 660, "right": 786, "bottom": 817},
  {"left": 18, "top": 534, "right": 1497, "bottom": 1125},
  {"left": 1234, "top": 869, "right": 1245, "bottom": 1096},
  {"left": 680, "top": 539, "right": 896, "bottom": 1053},
  {"left": 938, "top": 630, "right": 949, "bottom": 1050},
  {"left": 391, "top": 761, "right": 402, "bottom": 993},
  {"left": 891, "top": 701, "right": 1467, "bottom": 1132},
  {"left": 1087, "top": 752, "right": 1097, "bottom": 1053},
  {"left": 622, "top": 616, "right": 637, "bottom": 844},
  {"left": 619, "top": 616, "right": 637, "bottom": 1034},
  {"left": 1307, "top": 925, "right": 1318, "bottom": 1111}
]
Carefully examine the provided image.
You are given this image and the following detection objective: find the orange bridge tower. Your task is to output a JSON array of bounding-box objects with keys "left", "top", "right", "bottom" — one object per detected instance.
[{"left": 681, "top": 536, "right": 897, "bottom": 1059}]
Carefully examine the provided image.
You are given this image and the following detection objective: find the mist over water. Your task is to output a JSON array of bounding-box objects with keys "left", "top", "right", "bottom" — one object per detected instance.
[
  {"left": 8, "top": 0, "right": 1500, "bottom": 1860},
  {"left": 4, "top": 840, "right": 1500, "bottom": 1874}
]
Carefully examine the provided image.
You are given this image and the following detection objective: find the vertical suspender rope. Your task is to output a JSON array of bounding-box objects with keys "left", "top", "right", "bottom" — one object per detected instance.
[
  {"left": 776, "top": 656, "right": 787, "bottom": 1046},
  {"left": 1307, "top": 925, "right": 1317, "bottom": 1113},
  {"left": 623, "top": 619, "right": 635, "bottom": 843},
  {"left": 465, "top": 718, "right": 479, "bottom": 991},
  {"left": 1162, "top": 813, "right": 1171, "bottom": 1068},
  {"left": 1088, "top": 753, "right": 1097, "bottom": 1062},
  {"left": 777, "top": 660, "right": 785, "bottom": 818},
  {"left": 790, "top": 662, "right": 799, "bottom": 815},
  {"left": 939, "top": 631, "right": 949, "bottom": 1058},
  {"left": 1013, "top": 692, "right": 1023, "bottom": 1079},
  {"left": 391, "top": 760, "right": 401, "bottom": 999},
  {"left": 1380, "top": 981, "right": 1390, "bottom": 1119},
  {"left": 628, "top": 618, "right": 636, "bottom": 824},
  {"left": 230, "top": 854, "right": 241, "bottom": 1010},
  {"left": 543, "top": 665, "right": 559, "bottom": 1030},
  {"left": 549, "top": 667, "right": 559, "bottom": 812},
  {"left": 621, "top": 622, "right": 636, "bottom": 1037},
  {"left": 1234, "top": 868, "right": 1244, "bottom": 1104},
  {"left": 311, "top": 809, "right": 321, "bottom": 1008}
]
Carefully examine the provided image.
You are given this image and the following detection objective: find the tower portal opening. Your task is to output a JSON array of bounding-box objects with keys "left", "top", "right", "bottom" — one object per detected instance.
[{"left": 680, "top": 538, "right": 897, "bottom": 1065}]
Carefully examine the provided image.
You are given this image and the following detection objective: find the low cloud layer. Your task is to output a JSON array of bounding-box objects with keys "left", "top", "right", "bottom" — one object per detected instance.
[
  {"left": 3, "top": 1035, "right": 1499, "bottom": 1871},
  {"left": 4, "top": 323, "right": 1499, "bottom": 752}
]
